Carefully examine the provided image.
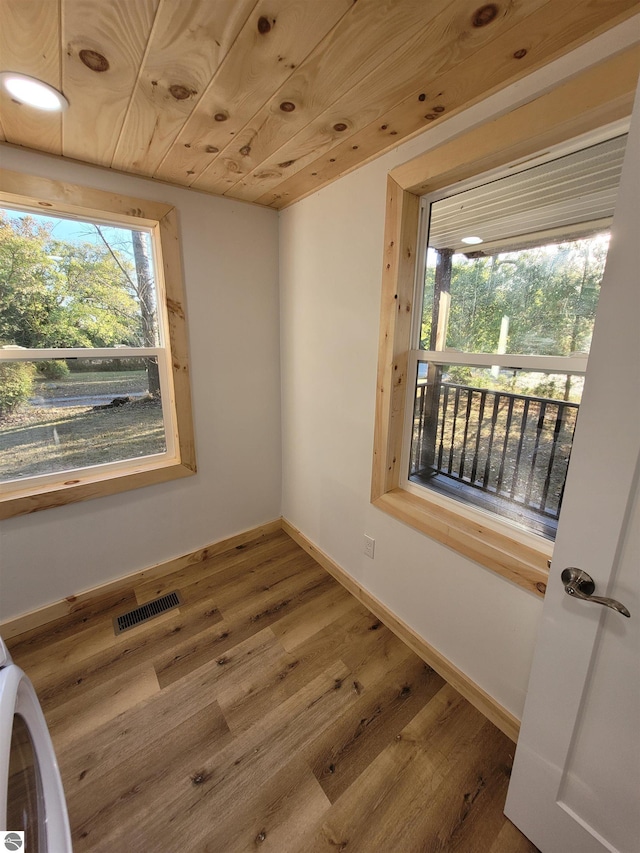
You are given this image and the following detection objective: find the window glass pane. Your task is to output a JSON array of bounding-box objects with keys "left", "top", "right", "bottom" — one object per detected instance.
[
  {"left": 421, "top": 236, "right": 608, "bottom": 356},
  {"left": 0, "top": 208, "right": 158, "bottom": 348},
  {"left": 409, "top": 363, "right": 581, "bottom": 539},
  {"left": 0, "top": 357, "right": 166, "bottom": 482},
  {"left": 420, "top": 135, "right": 626, "bottom": 356}
]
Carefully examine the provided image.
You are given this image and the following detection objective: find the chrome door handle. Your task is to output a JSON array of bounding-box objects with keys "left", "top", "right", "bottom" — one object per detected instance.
[{"left": 561, "top": 568, "right": 631, "bottom": 617}]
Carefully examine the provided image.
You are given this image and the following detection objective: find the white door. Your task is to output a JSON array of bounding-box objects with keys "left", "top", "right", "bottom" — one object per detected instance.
[{"left": 504, "top": 80, "right": 640, "bottom": 852}]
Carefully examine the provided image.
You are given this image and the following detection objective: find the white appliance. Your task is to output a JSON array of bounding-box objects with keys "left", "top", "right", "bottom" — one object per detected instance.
[{"left": 0, "top": 637, "right": 72, "bottom": 851}]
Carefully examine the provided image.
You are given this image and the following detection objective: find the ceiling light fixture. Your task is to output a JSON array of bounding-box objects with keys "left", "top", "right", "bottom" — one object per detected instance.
[
  {"left": 461, "top": 236, "right": 484, "bottom": 245},
  {"left": 0, "top": 72, "right": 69, "bottom": 111}
]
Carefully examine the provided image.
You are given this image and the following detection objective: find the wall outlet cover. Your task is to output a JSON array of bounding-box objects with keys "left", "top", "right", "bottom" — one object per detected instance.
[{"left": 364, "top": 535, "right": 375, "bottom": 558}]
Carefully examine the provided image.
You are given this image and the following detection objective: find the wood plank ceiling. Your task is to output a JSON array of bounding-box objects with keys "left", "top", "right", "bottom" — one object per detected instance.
[{"left": 0, "top": 0, "right": 638, "bottom": 209}]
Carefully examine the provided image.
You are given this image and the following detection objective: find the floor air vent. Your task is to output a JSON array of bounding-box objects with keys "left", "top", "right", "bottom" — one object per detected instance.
[{"left": 113, "top": 591, "right": 183, "bottom": 635}]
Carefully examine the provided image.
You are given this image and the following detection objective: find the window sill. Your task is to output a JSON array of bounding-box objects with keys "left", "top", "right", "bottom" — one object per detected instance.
[
  {"left": 373, "top": 488, "right": 549, "bottom": 596},
  {"left": 0, "top": 457, "right": 196, "bottom": 520}
]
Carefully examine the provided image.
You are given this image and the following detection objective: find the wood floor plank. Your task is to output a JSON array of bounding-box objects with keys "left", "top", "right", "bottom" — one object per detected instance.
[
  {"left": 18, "top": 605, "right": 180, "bottom": 685},
  {"left": 154, "top": 563, "right": 333, "bottom": 689},
  {"left": 198, "top": 758, "right": 330, "bottom": 853},
  {"left": 170, "top": 550, "right": 312, "bottom": 609},
  {"left": 157, "top": 623, "right": 287, "bottom": 693},
  {"left": 6, "top": 588, "right": 139, "bottom": 660},
  {"left": 302, "top": 654, "right": 445, "bottom": 803},
  {"left": 211, "top": 550, "right": 327, "bottom": 615},
  {"left": 206, "top": 604, "right": 407, "bottom": 739},
  {"left": 490, "top": 818, "right": 541, "bottom": 853},
  {"left": 415, "top": 723, "right": 517, "bottom": 853},
  {"left": 121, "top": 661, "right": 356, "bottom": 852},
  {"left": 133, "top": 529, "right": 297, "bottom": 604},
  {"left": 215, "top": 646, "right": 319, "bottom": 735},
  {"left": 289, "top": 598, "right": 379, "bottom": 648},
  {"left": 270, "top": 580, "right": 359, "bottom": 651},
  {"left": 8, "top": 531, "right": 538, "bottom": 852},
  {"left": 58, "top": 635, "right": 270, "bottom": 788},
  {"left": 29, "top": 599, "right": 224, "bottom": 706},
  {"left": 215, "top": 566, "right": 335, "bottom": 636},
  {"left": 297, "top": 685, "right": 493, "bottom": 852},
  {"left": 285, "top": 604, "right": 405, "bottom": 691},
  {"left": 442, "top": 742, "right": 518, "bottom": 853},
  {"left": 151, "top": 613, "right": 246, "bottom": 687},
  {"left": 214, "top": 634, "right": 357, "bottom": 736},
  {"left": 45, "top": 662, "right": 159, "bottom": 754},
  {"left": 339, "top": 615, "right": 420, "bottom": 689},
  {"left": 67, "top": 702, "right": 231, "bottom": 852}
]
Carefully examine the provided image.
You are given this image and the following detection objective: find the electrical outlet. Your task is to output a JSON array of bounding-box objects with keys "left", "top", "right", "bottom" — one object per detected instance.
[{"left": 364, "top": 534, "right": 375, "bottom": 559}]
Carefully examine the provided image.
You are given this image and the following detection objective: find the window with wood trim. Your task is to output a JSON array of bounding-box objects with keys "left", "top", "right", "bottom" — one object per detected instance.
[
  {"left": 405, "top": 135, "right": 625, "bottom": 541},
  {"left": 0, "top": 171, "right": 195, "bottom": 519},
  {"left": 370, "top": 49, "right": 638, "bottom": 595}
]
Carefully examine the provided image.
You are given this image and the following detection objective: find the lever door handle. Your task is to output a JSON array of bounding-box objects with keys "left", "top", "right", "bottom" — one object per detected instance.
[{"left": 561, "top": 568, "right": 631, "bottom": 617}]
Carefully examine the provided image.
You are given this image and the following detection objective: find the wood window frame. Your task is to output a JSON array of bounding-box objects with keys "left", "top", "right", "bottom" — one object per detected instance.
[
  {"left": 0, "top": 170, "right": 196, "bottom": 519},
  {"left": 371, "top": 48, "right": 640, "bottom": 596}
]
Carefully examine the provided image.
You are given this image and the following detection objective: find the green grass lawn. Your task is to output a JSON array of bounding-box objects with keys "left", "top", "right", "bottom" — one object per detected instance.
[{"left": 1, "top": 371, "right": 166, "bottom": 481}]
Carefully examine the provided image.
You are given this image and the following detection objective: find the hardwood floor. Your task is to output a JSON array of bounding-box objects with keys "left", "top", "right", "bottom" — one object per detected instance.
[{"left": 7, "top": 529, "right": 538, "bottom": 852}]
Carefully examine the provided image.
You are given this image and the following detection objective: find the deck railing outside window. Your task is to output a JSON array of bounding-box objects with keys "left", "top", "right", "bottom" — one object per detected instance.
[{"left": 410, "top": 381, "right": 579, "bottom": 537}]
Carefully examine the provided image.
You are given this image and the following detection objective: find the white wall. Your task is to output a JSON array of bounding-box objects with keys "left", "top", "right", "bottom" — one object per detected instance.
[
  {"left": 0, "top": 147, "right": 281, "bottom": 621},
  {"left": 279, "top": 21, "right": 639, "bottom": 719}
]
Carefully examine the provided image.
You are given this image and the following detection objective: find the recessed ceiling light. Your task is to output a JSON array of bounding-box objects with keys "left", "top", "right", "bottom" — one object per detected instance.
[
  {"left": 461, "top": 236, "right": 484, "bottom": 245},
  {"left": 0, "top": 72, "right": 69, "bottom": 111}
]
